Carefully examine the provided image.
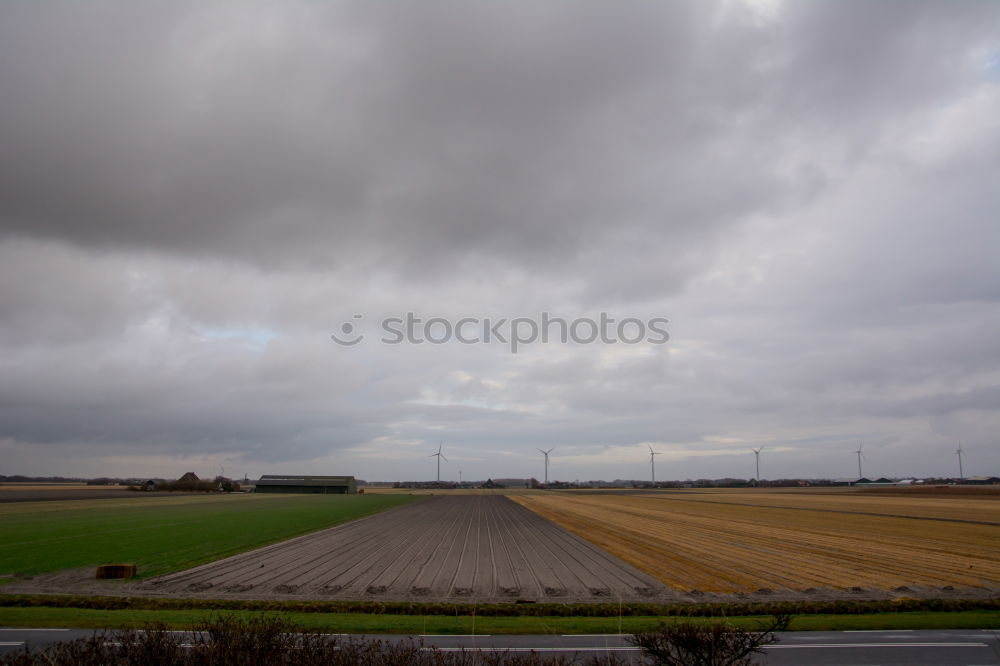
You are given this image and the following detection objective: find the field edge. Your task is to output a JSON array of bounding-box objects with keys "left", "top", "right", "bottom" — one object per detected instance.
[
  {"left": 0, "top": 606, "right": 997, "bottom": 634},
  {"left": 2, "top": 592, "right": 997, "bottom": 617}
]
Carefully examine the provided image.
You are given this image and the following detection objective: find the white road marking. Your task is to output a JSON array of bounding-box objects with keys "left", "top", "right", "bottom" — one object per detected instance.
[
  {"left": 764, "top": 642, "right": 987, "bottom": 649},
  {"left": 423, "top": 646, "right": 642, "bottom": 652},
  {"left": 0, "top": 642, "right": 25, "bottom": 647}
]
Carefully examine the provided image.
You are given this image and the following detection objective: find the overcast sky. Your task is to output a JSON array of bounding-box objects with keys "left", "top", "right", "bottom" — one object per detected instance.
[{"left": 1, "top": 0, "right": 998, "bottom": 483}]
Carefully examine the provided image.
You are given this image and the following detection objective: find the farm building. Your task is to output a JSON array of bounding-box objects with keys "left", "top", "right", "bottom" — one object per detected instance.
[
  {"left": 963, "top": 476, "right": 1000, "bottom": 485},
  {"left": 254, "top": 475, "right": 357, "bottom": 494},
  {"left": 831, "top": 477, "right": 871, "bottom": 486}
]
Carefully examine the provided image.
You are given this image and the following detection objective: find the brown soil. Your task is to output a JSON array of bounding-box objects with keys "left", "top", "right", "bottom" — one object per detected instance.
[
  {"left": 140, "top": 495, "right": 671, "bottom": 602},
  {"left": 858, "top": 485, "right": 1000, "bottom": 497},
  {"left": 4, "top": 494, "right": 994, "bottom": 605}
]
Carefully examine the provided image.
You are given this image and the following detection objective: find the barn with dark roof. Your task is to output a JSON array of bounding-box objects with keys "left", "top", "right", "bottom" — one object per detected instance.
[{"left": 254, "top": 475, "right": 357, "bottom": 494}]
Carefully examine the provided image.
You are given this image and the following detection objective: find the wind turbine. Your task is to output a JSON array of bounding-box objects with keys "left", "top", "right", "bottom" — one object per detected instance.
[
  {"left": 648, "top": 445, "right": 662, "bottom": 484},
  {"left": 537, "top": 448, "right": 554, "bottom": 485},
  {"left": 854, "top": 441, "right": 865, "bottom": 479},
  {"left": 751, "top": 447, "right": 764, "bottom": 483},
  {"left": 430, "top": 442, "right": 448, "bottom": 482},
  {"left": 956, "top": 441, "right": 965, "bottom": 481}
]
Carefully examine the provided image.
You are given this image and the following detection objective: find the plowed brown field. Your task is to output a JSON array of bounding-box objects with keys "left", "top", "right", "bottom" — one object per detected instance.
[
  {"left": 147, "top": 495, "right": 666, "bottom": 601},
  {"left": 617, "top": 488, "right": 1000, "bottom": 523},
  {"left": 511, "top": 491, "right": 1000, "bottom": 595}
]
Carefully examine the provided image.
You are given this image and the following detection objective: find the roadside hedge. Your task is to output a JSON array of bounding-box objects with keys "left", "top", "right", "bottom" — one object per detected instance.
[{"left": 1, "top": 594, "right": 997, "bottom": 617}]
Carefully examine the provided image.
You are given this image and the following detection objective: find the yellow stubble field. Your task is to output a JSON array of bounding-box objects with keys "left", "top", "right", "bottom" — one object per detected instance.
[{"left": 511, "top": 490, "right": 1000, "bottom": 594}]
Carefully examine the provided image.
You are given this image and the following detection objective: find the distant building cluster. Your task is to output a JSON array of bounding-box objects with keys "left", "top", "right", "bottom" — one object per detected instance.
[{"left": 393, "top": 478, "right": 508, "bottom": 490}]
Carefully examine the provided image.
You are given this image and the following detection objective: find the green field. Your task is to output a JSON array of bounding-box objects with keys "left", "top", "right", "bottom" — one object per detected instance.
[{"left": 0, "top": 493, "right": 421, "bottom": 578}]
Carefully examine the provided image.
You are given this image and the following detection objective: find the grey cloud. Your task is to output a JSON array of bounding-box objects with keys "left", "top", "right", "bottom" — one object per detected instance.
[
  {"left": 8, "top": 2, "right": 989, "bottom": 286},
  {"left": 0, "top": 1, "right": 998, "bottom": 480}
]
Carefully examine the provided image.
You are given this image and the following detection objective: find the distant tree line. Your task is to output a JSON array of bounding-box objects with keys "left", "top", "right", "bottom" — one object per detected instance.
[
  {"left": 144, "top": 476, "right": 240, "bottom": 493},
  {"left": 0, "top": 475, "right": 87, "bottom": 483}
]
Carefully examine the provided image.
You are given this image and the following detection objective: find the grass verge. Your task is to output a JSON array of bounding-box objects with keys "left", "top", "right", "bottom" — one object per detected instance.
[{"left": 0, "top": 606, "right": 996, "bottom": 633}]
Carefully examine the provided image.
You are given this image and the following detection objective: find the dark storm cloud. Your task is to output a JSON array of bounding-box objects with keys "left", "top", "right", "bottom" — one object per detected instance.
[
  {"left": 0, "top": 1, "right": 712, "bottom": 276},
  {"left": 7, "top": 1, "right": 992, "bottom": 281}
]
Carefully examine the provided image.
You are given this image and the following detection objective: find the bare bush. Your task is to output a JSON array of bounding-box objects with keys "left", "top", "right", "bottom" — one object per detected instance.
[
  {"left": 628, "top": 614, "right": 791, "bottom": 666},
  {"left": 0, "top": 616, "right": 626, "bottom": 665}
]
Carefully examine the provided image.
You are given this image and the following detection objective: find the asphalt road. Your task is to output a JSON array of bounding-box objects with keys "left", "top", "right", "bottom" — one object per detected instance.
[{"left": 1, "top": 628, "right": 997, "bottom": 664}]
